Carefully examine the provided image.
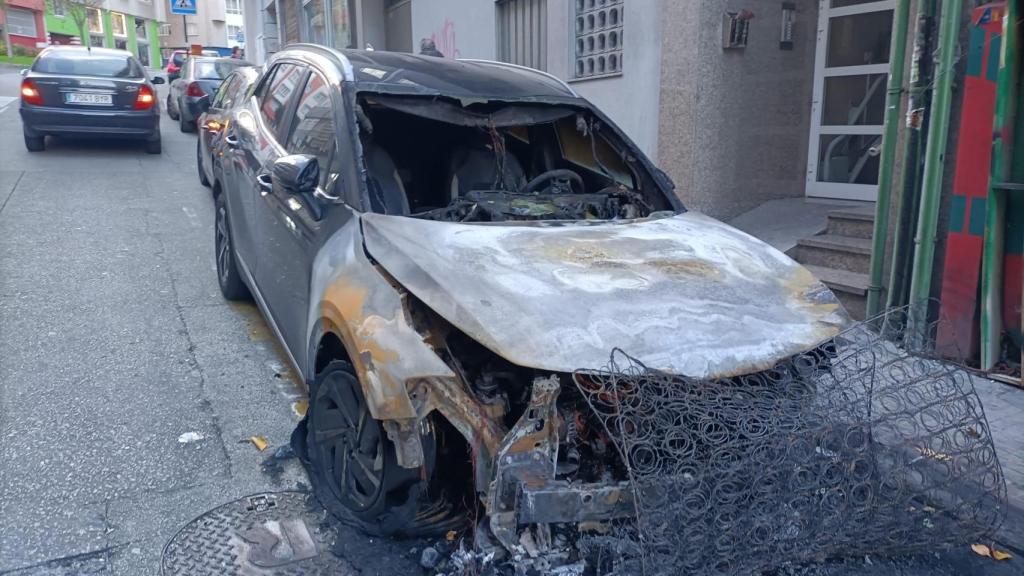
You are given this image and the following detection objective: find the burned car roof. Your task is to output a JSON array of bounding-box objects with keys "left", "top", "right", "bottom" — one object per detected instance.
[{"left": 342, "top": 49, "right": 579, "bottom": 102}]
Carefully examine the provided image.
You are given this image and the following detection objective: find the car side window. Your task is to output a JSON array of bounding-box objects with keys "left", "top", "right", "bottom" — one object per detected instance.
[
  {"left": 212, "top": 76, "right": 234, "bottom": 108},
  {"left": 285, "top": 72, "right": 336, "bottom": 187},
  {"left": 257, "top": 63, "right": 304, "bottom": 143}
]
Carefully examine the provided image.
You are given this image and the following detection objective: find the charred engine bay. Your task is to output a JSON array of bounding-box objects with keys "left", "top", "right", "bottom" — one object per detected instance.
[{"left": 358, "top": 95, "right": 673, "bottom": 223}]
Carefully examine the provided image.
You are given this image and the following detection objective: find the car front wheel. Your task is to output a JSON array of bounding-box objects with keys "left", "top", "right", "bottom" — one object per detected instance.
[
  {"left": 214, "top": 193, "right": 249, "bottom": 300},
  {"left": 306, "top": 361, "right": 445, "bottom": 536}
]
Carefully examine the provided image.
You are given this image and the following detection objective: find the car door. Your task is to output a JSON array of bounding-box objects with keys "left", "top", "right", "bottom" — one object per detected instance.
[
  {"left": 170, "top": 58, "right": 189, "bottom": 112},
  {"left": 201, "top": 73, "right": 239, "bottom": 175},
  {"left": 254, "top": 67, "right": 344, "bottom": 360},
  {"left": 226, "top": 62, "right": 305, "bottom": 295}
]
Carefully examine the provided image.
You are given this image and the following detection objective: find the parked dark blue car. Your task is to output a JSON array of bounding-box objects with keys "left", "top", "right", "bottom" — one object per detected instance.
[{"left": 19, "top": 46, "right": 164, "bottom": 154}]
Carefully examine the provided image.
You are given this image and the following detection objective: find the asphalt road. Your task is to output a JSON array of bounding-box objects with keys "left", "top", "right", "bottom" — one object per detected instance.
[{"left": 0, "top": 64, "right": 1021, "bottom": 576}]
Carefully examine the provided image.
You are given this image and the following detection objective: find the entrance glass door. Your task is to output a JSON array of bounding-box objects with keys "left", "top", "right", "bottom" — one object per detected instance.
[{"left": 806, "top": 0, "right": 895, "bottom": 200}]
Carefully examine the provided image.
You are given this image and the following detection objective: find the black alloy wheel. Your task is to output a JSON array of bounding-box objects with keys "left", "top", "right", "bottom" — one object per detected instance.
[
  {"left": 214, "top": 194, "right": 249, "bottom": 300},
  {"left": 306, "top": 361, "right": 438, "bottom": 535}
]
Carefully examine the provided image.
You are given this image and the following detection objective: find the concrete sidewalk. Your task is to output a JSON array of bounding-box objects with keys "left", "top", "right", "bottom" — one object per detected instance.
[{"left": 975, "top": 375, "right": 1024, "bottom": 553}]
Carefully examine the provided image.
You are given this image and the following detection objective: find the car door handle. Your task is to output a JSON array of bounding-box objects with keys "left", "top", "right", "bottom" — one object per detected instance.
[
  {"left": 256, "top": 173, "right": 273, "bottom": 196},
  {"left": 224, "top": 133, "right": 239, "bottom": 147}
]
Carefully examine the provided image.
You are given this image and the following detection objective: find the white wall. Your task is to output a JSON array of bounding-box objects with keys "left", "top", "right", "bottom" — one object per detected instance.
[
  {"left": 410, "top": 0, "right": 495, "bottom": 59},
  {"left": 546, "top": 0, "right": 663, "bottom": 159}
]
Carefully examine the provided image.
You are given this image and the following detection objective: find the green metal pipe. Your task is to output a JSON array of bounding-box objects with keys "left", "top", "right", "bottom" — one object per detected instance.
[
  {"left": 980, "top": 0, "right": 1019, "bottom": 370},
  {"left": 885, "top": 0, "right": 935, "bottom": 315},
  {"left": 907, "top": 0, "right": 963, "bottom": 326},
  {"left": 865, "top": 0, "right": 913, "bottom": 319}
]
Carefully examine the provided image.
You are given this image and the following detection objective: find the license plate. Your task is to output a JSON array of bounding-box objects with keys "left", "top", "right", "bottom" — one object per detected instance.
[{"left": 65, "top": 93, "right": 112, "bottom": 105}]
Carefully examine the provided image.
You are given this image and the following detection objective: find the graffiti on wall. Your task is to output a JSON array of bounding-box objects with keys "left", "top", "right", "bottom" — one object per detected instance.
[{"left": 430, "top": 19, "right": 460, "bottom": 58}]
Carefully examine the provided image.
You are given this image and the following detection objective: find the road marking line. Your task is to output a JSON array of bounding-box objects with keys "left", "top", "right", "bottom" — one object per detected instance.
[{"left": 0, "top": 96, "right": 16, "bottom": 114}]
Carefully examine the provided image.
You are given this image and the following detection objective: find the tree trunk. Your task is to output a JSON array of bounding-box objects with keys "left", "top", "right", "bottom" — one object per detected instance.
[{"left": 2, "top": 10, "right": 14, "bottom": 59}]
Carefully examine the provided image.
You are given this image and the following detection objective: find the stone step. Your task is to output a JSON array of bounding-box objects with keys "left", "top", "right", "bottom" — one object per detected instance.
[
  {"left": 826, "top": 207, "right": 876, "bottom": 239},
  {"left": 790, "top": 234, "right": 872, "bottom": 275},
  {"left": 804, "top": 265, "right": 869, "bottom": 321},
  {"left": 802, "top": 264, "right": 870, "bottom": 295}
]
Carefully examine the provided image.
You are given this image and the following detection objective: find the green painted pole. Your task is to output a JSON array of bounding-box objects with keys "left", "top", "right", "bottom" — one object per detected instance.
[
  {"left": 980, "top": 0, "right": 1019, "bottom": 370},
  {"left": 907, "top": 0, "right": 963, "bottom": 329},
  {"left": 866, "top": 0, "right": 912, "bottom": 319}
]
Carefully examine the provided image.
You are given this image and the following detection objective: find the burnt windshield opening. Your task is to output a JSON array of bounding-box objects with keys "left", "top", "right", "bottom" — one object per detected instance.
[{"left": 356, "top": 95, "right": 675, "bottom": 222}]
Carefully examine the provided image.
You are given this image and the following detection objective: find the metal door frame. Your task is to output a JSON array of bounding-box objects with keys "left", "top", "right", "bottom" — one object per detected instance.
[{"left": 806, "top": 0, "right": 895, "bottom": 201}]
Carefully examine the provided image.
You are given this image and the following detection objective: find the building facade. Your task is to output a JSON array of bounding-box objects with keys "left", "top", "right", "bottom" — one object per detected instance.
[
  {"left": 1, "top": 0, "right": 48, "bottom": 50},
  {"left": 43, "top": 0, "right": 164, "bottom": 66},
  {"left": 226, "top": 0, "right": 244, "bottom": 48},
  {"left": 157, "top": 0, "right": 229, "bottom": 57}
]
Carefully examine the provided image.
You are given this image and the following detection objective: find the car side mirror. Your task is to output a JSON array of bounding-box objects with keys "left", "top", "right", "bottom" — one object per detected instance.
[
  {"left": 152, "top": 76, "right": 165, "bottom": 85},
  {"left": 19, "top": 68, "right": 28, "bottom": 77},
  {"left": 197, "top": 94, "right": 211, "bottom": 113},
  {"left": 272, "top": 154, "right": 319, "bottom": 196}
]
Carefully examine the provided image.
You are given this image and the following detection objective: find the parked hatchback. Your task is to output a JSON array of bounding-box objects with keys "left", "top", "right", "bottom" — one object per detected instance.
[
  {"left": 195, "top": 66, "right": 261, "bottom": 188},
  {"left": 212, "top": 45, "right": 848, "bottom": 557},
  {"left": 167, "top": 56, "right": 249, "bottom": 133},
  {"left": 19, "top": 46, "right": 164, "bottom": 153}
]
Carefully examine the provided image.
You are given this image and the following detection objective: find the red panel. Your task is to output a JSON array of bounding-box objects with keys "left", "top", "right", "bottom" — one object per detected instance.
[{"left": 937, "top": 3, "right": 1002, "bottom": 355}]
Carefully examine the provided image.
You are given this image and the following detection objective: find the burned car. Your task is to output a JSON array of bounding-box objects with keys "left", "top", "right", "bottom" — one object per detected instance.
[{"left": 212, "top": 45, "right": 850, "bottom": 566}]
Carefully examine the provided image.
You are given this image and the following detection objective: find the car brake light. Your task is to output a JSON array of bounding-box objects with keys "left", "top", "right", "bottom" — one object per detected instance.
[
  {"left": 20, "top": 79, "right": 43, "bottom": 106},
  {"left": 186, "top": 82, "right": 205, "bottom": 97},
  {"left": 134, "top": 85, "right": 155, "bottom": 110}
]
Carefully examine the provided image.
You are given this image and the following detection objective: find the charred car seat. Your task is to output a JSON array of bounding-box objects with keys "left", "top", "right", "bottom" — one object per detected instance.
[
  {"left": 364, "top": 145, "right": 410, "bottom": 215},
  {"left": 446, "top": 147, "right": 527, "bottom": 200}
]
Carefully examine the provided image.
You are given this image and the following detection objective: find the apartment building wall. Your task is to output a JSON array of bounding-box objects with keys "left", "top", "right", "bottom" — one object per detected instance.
[
  {"left": 546, "top": 0, "right": 663, "bottom": 160},
  {"left": 410, "top": 0, "right": 495, "bottom": 59},
  {"left": 159, "top": 0, "right": 228, "bottom": 49},
  {"left": 656, "top": 0, "right": 817, "bottom": 219},
  {"left": 44, "top": 0, "right": 164, "bottom": 65}
]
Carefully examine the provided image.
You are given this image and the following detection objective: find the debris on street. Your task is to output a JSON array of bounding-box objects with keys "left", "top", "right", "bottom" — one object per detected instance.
[
  {"left": 176, "top": 431, "right": 204, "bottom": 444},
  {"left": 245, "top": 435, "right": 269, "bottom": 451}
]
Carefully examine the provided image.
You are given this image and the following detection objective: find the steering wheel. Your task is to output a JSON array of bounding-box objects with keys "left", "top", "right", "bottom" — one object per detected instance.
[{"left": 520, "top": 169, "right": 584, "bottom": 194}]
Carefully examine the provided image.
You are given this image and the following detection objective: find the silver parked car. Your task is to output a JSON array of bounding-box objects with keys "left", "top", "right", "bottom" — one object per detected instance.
[{"left": 167, "top": 56, "right": 249, "bottom": 133}]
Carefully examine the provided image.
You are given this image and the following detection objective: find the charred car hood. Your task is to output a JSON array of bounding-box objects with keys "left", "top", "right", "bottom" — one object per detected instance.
[{"left": 360, "top": 212, "right": 849, "bottom": 379}]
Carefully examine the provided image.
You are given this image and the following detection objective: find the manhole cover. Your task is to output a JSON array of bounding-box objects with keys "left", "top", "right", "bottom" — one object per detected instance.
[{"left": 161, "top": 491, "right": 355, "bottom": 575}]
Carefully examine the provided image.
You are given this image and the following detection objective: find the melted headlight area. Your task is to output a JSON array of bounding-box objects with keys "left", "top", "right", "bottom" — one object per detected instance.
[{"left": 398, "top": 296, "right": 634, "bottom": 567}]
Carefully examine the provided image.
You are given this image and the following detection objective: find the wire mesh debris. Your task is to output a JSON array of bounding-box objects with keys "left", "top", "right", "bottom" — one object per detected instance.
[{"left": 573, "top": 307, "right": 1006, "bottom": 575}]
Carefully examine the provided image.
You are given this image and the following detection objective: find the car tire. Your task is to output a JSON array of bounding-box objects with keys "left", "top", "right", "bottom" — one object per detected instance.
[
  {"left": 166, "top": 95, "right": 178, "bottom": 120},
  {"left": 179, "top": 110, "right": 195, "bottom": 133},
  {"left": 24, "top": 131, "right": 44, "bottom": 152},
  {"left": 197, "top": 139, "right": 210, "bottom": 186},
  {"left": 305, "top": 360, "right": 442, "bottom": 537},
  {"left": 214, "top": 193, "right": 250, "bottom": 301},
  {"left": 145, "top": 136, "right": 162, "bottom": 155}
]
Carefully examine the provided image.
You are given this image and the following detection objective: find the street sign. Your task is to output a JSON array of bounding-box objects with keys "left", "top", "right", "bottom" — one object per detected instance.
[{"left": 170, "top": 0, "right": 197, "bottom": 16}]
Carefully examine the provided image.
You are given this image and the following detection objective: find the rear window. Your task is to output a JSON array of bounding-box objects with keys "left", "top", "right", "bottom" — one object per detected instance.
[
  {"left": 34, "top": 53, "right": 143, "bottom": 78},
  {"left": 194, "top": 60, "right": 246, "bottom": 80}
]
